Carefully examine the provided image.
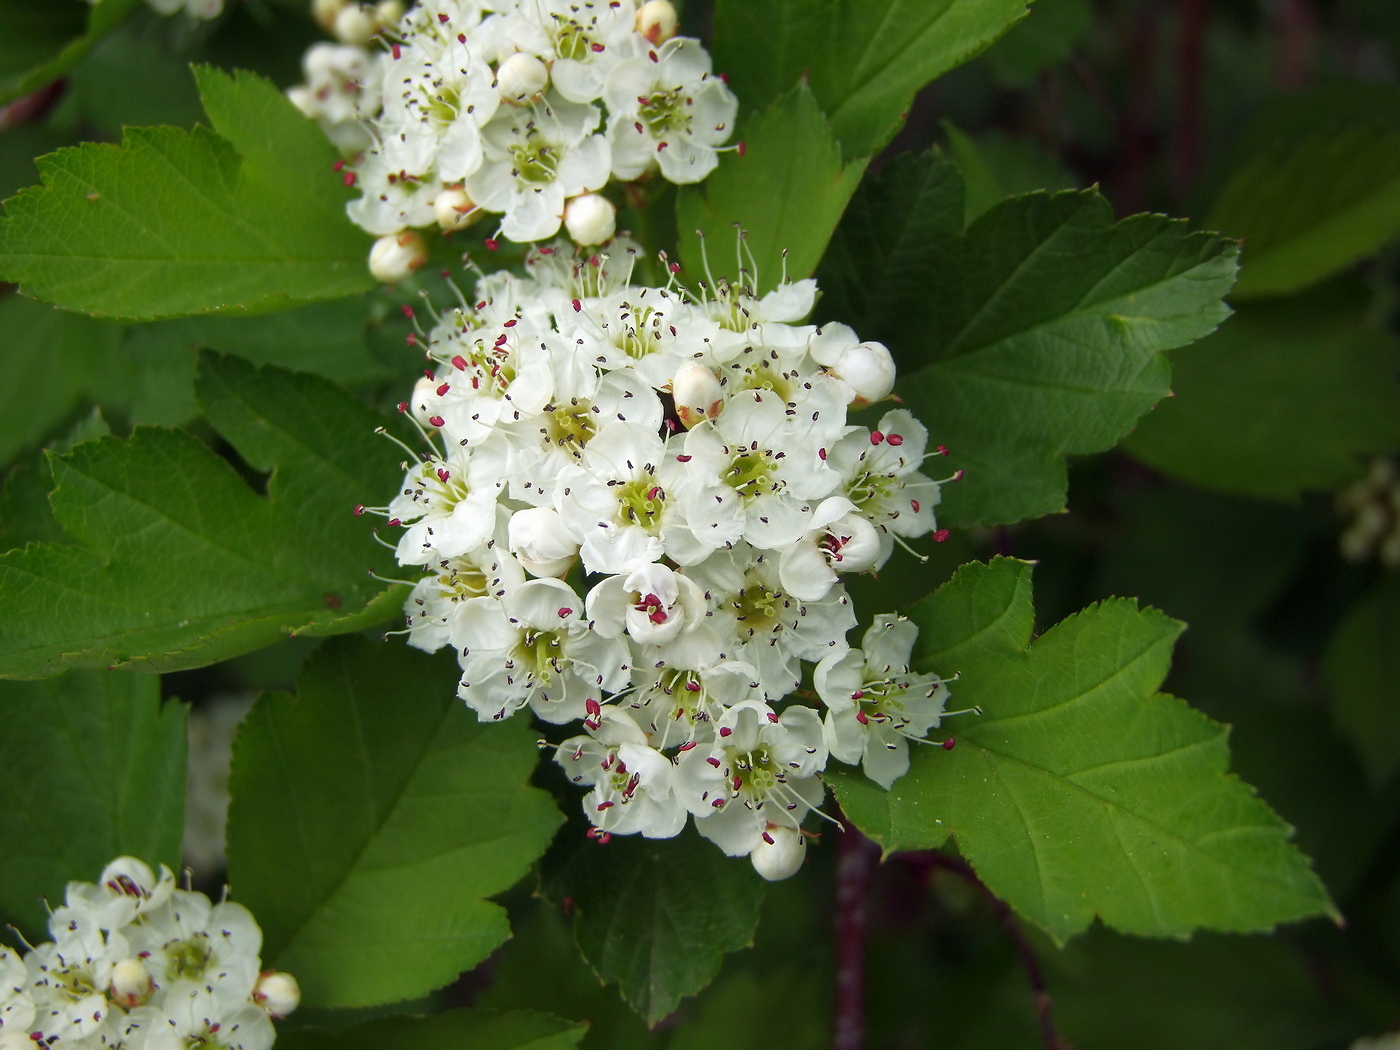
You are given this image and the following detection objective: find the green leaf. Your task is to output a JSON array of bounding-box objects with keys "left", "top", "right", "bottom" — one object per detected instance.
[
  {"left": 0, "top": 0, "right": 141, "bottom": 106},
  {"left": 712, "top": 0, "right": 1031, "bottom": 159},
  {"left": 277, "top": 1009, "right": 586, "bottom": 1050},
  {"left": 677, "top": 84, "right": 866, "bottom": 293},
  {"left": 820, "top": 151, "right": 1239, "bottom": 527},
  {"left": 1326, "top": 575, "right": 1400, "bottom": 788},
  {"left": 226, "top": 638, "right": 562, "bottom": 1009},
  {"left": 981, "top": 0, "right": 1091, "bottom": 86},
  {"left": 830, "top": 557, "right": 1336, "bottom": 943},
  {"left": 0, "top": 669, "right": 185, "bottom": 939},
  {"left": 1124, "top": 295, "right": 1400, "bottom": 499},
  {"left": 0, "top": 65, "right": 373, "bottom": 320},
  {"left": 1208, "top": 127, "right": 1400, "bottom": 298},
  {"left": 942, "top": 122, "right": 1077, "bottom": 224},
  {"left": 545, "top": 828, "right": 765, "bottom": 1025},
  {"left": 0, "top": 351, "right": 407, "bottom": 679}
]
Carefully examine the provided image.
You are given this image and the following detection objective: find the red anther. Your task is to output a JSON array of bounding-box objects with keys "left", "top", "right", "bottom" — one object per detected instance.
[
  {"left": 676, "top": 453, "right": 692, "bottom": 462},
  {"left": 353, "top": 504, "right": 365, "bottom": 516},
  {"left": 494, "top": 333, "right": 508, "bottom": 346},
  {"left": 451, "top": 354, "right": 468, "bottom": 371},
  {"left": 656, "top": 141, "right": 668, "bottom": 152},
  {"left": 424, "top": 368, "right": 436, "bottom": 379},
  {"left": 942, "top": 738, "right": 956, "bottom": 750},
  {"left": 887, "top": 433, "right": 904, "bottom": 446},
  {"left": 437, "top": 11, "right": 448, "bottom": 20},
  {"left": 683, "top": 680, "right": 702, "bottom": 692},
  {"left": 539, "top": 246, "right": 554, "bottom": 254},
  {"left": 634, "top": 120, "right": 644, "bottom": 134},
  {"left": 870, "top": 431, "right": 885, "bottom": 445},
  {"left": 342, "top": 171, "right": 357, "bottom": 187},
  {"left": 428, "top": 415, "right": 445, "bottom": 427},
  {"left": 471, "top": 377, "right": 480, "bottom": 388},
  {"left": 762, "top": 831, "right": 775, "bottom": 845},
  {"left": 436, "top": 468, "right": 450, "bottom": 482},
  {"left": 736, "top": 141, "right": 747, "bottom": 156},
  {"left": 706, "top": 756, "right": 721, "bottom": 767},
  {"left": 911, "top": 499, "right": 921, "bottom": 512},
  {"left": 664, "top": 418, "right": 678, "bottom": 432},
  {"left": 503, "top": 318, "right": 517, "bottom": 327},
  {"left": 648, "top": 49, "right": 659, "bottom": 62},
  {"left": 596, "top": 800, "right": 615, "bottom": 811},
  {"left": 589, "top": 254, "right": 601, "bottom": 267},
  {"left": 851, "top": 690, "right": 865, "bottom": 699},
  {"left": 401, "top": 304, "right": 415, "bottom": 318},
  {"left": 391, "top": 43, "right": 401, "bottom": 58},
  {"left": 646, "top": 486, "right": 660, "bottom": 499},
  {"left": 558, "top": 606, "right": 574, "bottom": 617},
  {"left": 855, "top": 709, "right": 869, "bottom": 725},
  {"left": 719, "top": 726, "right": 732, "bottom": 737},
  {"left": 669, "top": 262, "right": 681, "bottom": 273},
  {"left": 572, "top": 298, "right": 582, "bottom": 312},
  {"left": 935, "top": 445, "right": 949, "bottom": 456},
  {"left": 476, "top": 301, "right": 487, "bottom": 310},
  {"left": 396, "top": 401, "right": 409, "bottom": 413},
  {"left": 591, "top": 42, "right": 605, "bottom": 51},
  {"left": 933, "top": 529, "right": 951, "bottom": 543},
  {"left": 712, "top": 797, "right": 726, "bottom": 808},
  {"left": 387, "top": 518, "right": 402, "bottom": 527},
  {"left": 951, "top": 469, "right": 965, "bottom": 482},
  {"left": 484, "top": 237, "right": 499, "bottom": 251},
  {"left": 436, "top": 382, "right": 450, "bottom": 396},
  {"left": 732, "top": 775, "right": 743, "bottom": 790},
  {"left": 585, "top": 698, "right": 601, "bottom": 715},
  {"left": 678, "top": 741, "right": 697, "bottom": 751},
  {"left": 457, "top": 33, "right": 466, "bottom": 42},
  {"left": 406, "top": 332, "right": 417, "bottom": 346},
  {"left": 332, "top": 160, "right": 345, "bottom": 172},
  {"left": 767, "top": 712, "right": 780, "bottom": 723}
]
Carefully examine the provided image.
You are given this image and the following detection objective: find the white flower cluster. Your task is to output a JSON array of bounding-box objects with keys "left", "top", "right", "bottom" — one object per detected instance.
[
  {"left": 0, "top": 859, "right": 297, "bottom": 1050},
  {"left": 84, "top": 0, "right": 223, "bottom": 18},
  {"left": 369, "top": 240, "right": 967, "bottom": 880}
]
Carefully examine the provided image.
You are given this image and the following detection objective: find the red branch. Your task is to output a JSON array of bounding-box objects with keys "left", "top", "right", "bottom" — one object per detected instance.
[
  {"left": 1173, "top": 0, "right": 1210, "bottom": 199},
  {"left": 833, "top": 819, "right": 879, "bottom": 1050}
]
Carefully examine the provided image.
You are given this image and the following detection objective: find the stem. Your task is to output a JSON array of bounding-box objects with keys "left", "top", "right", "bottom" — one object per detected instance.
[
  {"left": 1173, "top": 0, "right": 1209, "bottom": 200},
  {"left": 834, "top": 818, "right": 878, "bottom": 1050}
]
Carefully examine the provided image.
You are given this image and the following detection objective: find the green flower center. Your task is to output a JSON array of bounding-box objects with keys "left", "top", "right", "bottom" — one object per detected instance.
[
  {"left": 167, "top": 936, "right": 213, "bottom": 981},
  {"left": 615, "top": 476, "right": 665, "bottom": 531},
  {"left": 546, "top": 400, "right": 598, "bottom": 453},
  {"left": 732, "top": 576, "right": 783, "bottom": 635},
  {"left": 640, "top": 89, "right": 691, "bottom": 137},
  {"left": 51, "top": 965, "right": 98, "bottom": 1001},
  {"left": 516, "top": 629, "right": 563, "bottom": 682},
  {"left": 845, "top": 468, "right": 896, "bottom": 512},
  {"left": 724, "top": 447, "right": 779, "bottom": 498},
  {"left": 555, "top": 22, "right": 596, "bottom": 61},
  {"left": 511, "top": 138, "right": 560, "bottom": 186},
  {"left": 731, "top": 356, "right": 799, "bottom": 404},
  {"left": 613, "top": 305, "right": 660, "bottom": 360},
  {"left": 730, "top": 747, "right": 778, "bottom": 794}
]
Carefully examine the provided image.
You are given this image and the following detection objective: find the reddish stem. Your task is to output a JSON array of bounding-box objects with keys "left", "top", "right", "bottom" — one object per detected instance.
[
  {"left": 833, "top": 819, "right": 879, "bottom": 1050},
  {"left": 1173, "top": 0, "right": 1209, "bottom": 199}
]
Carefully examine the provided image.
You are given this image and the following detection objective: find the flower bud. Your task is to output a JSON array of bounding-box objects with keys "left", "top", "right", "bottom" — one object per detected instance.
[
  {"left": 673, "top": 363, "right": 723, "bottom": 429},
  {"left": 374, "top": 0, "right": 405, "bottom": 27},
  {"left": 497, "top": 52, "right": 549, "bottom": 103},
  {"left": 750, "top": 825, "right": 805, "bottom": 881},
  {"left": 369, "top": 231, "right": 428, "bottom": 283},
  {"left": 312, "top": 0, "right": 347, "bottom": 33},
  {"left": 333, "top": 4, "right": 377, "bottom": 45},
  {"left": 410, "top": 376, "right": 441, "bottom": 427},
  {"left": 254, "top": 972, "right": 301, "bottom": 1018},
  {"left": 509, "top": 507, "right": 579, "bottom": 578},
  {"left": 109, "top": 957, "right": 153, "bottom": 1009},
  {"left": 636, "top": 1, "right": 678, "bottom": 45},
  {"left": 434, "top": 186, "right": 480, "bottom": 232},
  {"left": 563, "top": 194, "right": 617, "bottom": 247},
  {"left": 832, "top": 340, "right": 896, "bottom": 406},
  {"left": 828, "top": 512, "right": 883, "bottom": 573}
]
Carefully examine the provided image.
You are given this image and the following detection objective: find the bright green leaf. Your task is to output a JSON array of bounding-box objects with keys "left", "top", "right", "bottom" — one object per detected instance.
[
  {"left": 830, "top": 557, "right": 1336, "bottom": 943},
  {"left": 277, "top": 1008, "right": 586, "bottom": 1050},
  {"left": 677, "top": 83, "right": 866, "bottom": 293},
  {"left": 1124, "top": 296, "right": 1400, "bottom": 499},
  {"left": 0, "top": 65, "right": 373, "bottom": 320},
  {"left": 0, "top": 0, "right": 141, "bottom": 106},
  {"left": 545, "top": 828, "right": 765, "bottom": 1025},
  {"left": 226, "top": 638, "right": 562, "bottom": 1009},
  {"left": 712, "top": 0, "right": 1031, "bottom": 159},
  {"left": 1208, "top": 127, "right": 1400, "bottom": 298},
  {"left": 1326, "top": 575, "right": 1400, "bottom": 788},
  {"left": 0, "top": 669, "right": 185, "bottom": 939},
  {"left": 0, "top": 352, "right": 407, "bottom": 679}
]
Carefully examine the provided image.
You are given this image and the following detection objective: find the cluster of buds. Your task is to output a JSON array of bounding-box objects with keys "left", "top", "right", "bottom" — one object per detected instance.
[
  {"left": 84, "top": 0, "right": 224, "bottom": 19},
  {"left": 1337, "top": 458, "right": 1400, "bottom": 567},
  {"left": 0, "top": 859, "right": 296, "bottom": 1050},
  {"left": 312, "top": 0, "right": 406, "bottom": 45}
]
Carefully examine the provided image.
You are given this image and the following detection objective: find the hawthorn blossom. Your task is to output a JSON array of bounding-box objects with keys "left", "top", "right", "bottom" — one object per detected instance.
[{"left": 554, "top": 707, "right": 686, "bottom": 838}]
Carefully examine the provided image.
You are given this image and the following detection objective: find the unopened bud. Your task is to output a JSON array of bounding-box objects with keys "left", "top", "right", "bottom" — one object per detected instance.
[
  {"left": 830, "top": 513, "right": 882, "bottom": 573},
  {"left": 497, "top": 52, "right": 549, "bottom": 103},
  {"left": 673, "top": 363, "right": 723, "bottom": 429},
  {"left": 254, "top": 972, "right": 301, "bottom": 1018},
  {"left": 374, "top": 0, "right": 405, "bottom": 27},
  {"left": 509, "top": 506, "right": 579, "bottom": 578},
  {"left": 333, "top": 4, "right": 377, "bottom": 44},
  {"left": 434, "top": 186, "right": 480, "bottom": 232},
  {"left": 369, "top": 230, "right": 428, "bottom": 283},
  {"left": 109, "top": 958, "right": 153, "bottom": 1009},
  {"left": 410, "top": 376, "right": 441, "bottom": 427},
  {"left": 563, "top": 194, "right": 617, "bottom": 246},
  {"left": 750, "top": 825, "right": 805, "bottom": 881},
  {"left": 636, "top": 0, "right": 678, "bottom": 45},
  {"left": 312, "top": 0, "right": 347, "bottom": 33},
  {"left": 832, "top": 340, "right": 896, "bottom": 405}
]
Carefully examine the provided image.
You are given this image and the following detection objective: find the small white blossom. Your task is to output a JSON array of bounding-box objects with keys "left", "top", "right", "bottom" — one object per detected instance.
[
  {"left": 555, "top": 707, "right": 686, "bottom": 839},
  {"left": 585, "top": 562, "right": 707, "bottom": 646}
]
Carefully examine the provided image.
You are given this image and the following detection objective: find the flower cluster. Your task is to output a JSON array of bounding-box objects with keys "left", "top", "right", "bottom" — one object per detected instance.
[
  {"left": 369, "top": 239, "right": 968, "bottom": 879},
  {"left": 84, "top": 0, "right": 223, "bottom": 18},
  {"left": 0, "top": 858, "right": 297, "bottom": 1050},
  {"left": 1337, "top": 458, "right": 1400, "bottom": 568}
]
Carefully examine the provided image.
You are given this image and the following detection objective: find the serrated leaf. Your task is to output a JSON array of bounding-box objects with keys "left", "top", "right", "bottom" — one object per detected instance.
[
  {"left": 0, "top": 352, "right": 406, "bottom": 679},
  {"left": 1208, "top": 127, "right": 1400, "bottom": 298},
  {"left": 821, "top": 152, "right": 1237, "bottom": 527},
  {"left": 0, "top": 0, "right": 141, "bottom": 106},
  {"left": 0, "top": 65, "right": 372, "bottom": 320},
  {"left": 545, "top": 828, "right": 765, "bottom": 1025},
  {"left": 677, "top": 83, "right": 866, "bottom": 294},
  {"left": 226, "top": 638, "right": 562, "bottom": 1009},
  {"left": 942, "top": 122, "right": 1077, "bottom": 223},
  {"left": 0, "top": 669, "right": 185, "bottom": 940},
  {"left": 277, "top": 1009, "right": 586, "bottom": 1050},
  {"left": 712, "top": 0, "right": 1030, "bottom": 160},
  {"left": 1124, "top": 296, "right": 1400, "bottom": 499},
  {"left": 830, "top": 557, "right": 1336, "bottom": 943},
  {"left": 1326, "top": 575, "right": 1400, "bottom": 788}
]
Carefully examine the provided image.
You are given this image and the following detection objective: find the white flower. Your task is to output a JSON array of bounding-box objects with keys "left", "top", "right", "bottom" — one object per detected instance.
[
  {"left": 556, "top": 285, "right": 724, "bottom": 389},
  {"left": 829, "top": 409, "right": 942, "bottom": 550},
  {"left": 455, "top": 579, "right": 631, "bottom": 723},
  {"left": 64, "top": 857, "right": 174, "bottom": 931},
  {"left": 286, "top": 43, "right": 379, "bottom": 155},
  {"left": 124, "top": 983, "right": 273, "bottom": 1050},
  {"left": 563, "top": 193, "right": 617, "bottom": 246},
  {"left": 555, "top": 708, "right": 686, "bottom": 838},
  {"left": 124, "top": 892, "right": 262, "bottom": 1004},
  {"left": 672, "top": 362, "right": 722, "bottom": 429},
  {"left": 389, "top": 439, "right": 508, "bottom": 565},
  {"left": 675, "top": 700, "right": 828, "bottom": 856},
  {"left": 404, "top": 508, "right": 525, "bottom": 652},
  {"left": 697, "top": 277, "right": 818, "bottom": 357},
  {"left": 778, "top": 496, "right": 884, "bottom": 602},
  {"left": 0, "top": 948, "right": 34, "bottom": 1036},
  {"left": 496, "top": 52, "right": 550, "bottom": 104},
  {"left": 808, "top": 323, "right": 896, "bottom": 406},
  {"left": 349, "top": 154, "right": 439, "bottom": 236},
  {"left": 502, "top": 0, "right": 640, "bottom": 104},
  {"left": 380, "top": 36, "right": 499, "bottom": 181},
  {"left": 815, "top": 615, "right": 951, "bottom": 789},
  {"left": 26, "top": 908, "right": 128, "bottom": 1046},
  {"left": 252, "top": 973, "right": 299, "bottom": 1019},
  {"left": 604, "top": 38, "right": 737, "bottom": 184},
  {"left": 368, "top": 230, "right": 429, "bottom": 282},
  {"left": 622, "top": 626, "right": 763, "bottom": 748},
  {"left": 507, "top": 506, "right": 579, "bottom": 577},
  {"left": 749, "top": 824, "right": 805, "bottom": 881},
  {"left": 585, "top": 563, "right": 706, "bottom": 646}
]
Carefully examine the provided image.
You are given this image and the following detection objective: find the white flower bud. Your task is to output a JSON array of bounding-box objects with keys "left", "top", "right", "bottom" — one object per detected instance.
[
  {"left": 434, "top": 186, "right": 481, "bottom": 232},
  {"left": 636, "top": 0, "right": 678, "bottom": 45},
  {"left": 374, "top": 0, "right": 405, "bottom": 27},
  {"left": 509, "top": 506, "right": 579, "bottom": 578},
  {"left": 286, "top": 85, "right": 319, "bottom": 121},
  {"left": 410, "top": 376, "right": 440, "bottom": 426},
  {"left": 563, "top": 194, "right": 617, "bottom": 247},
  {"left": 109, "top": 957, "right": 153, "bottom": 1009},
  {"left": 369, "top": 230, "right": 428, "bottom": 283},
  {"left": 750, "top": 825, "right": 806, "bottom": 881},
  {"left": 673, "top": 363, "right": 723, "bottom": 429},
  {"left": 832, "top": 340, "right": 896, "bottom": 406},
  {"left": 254, "top": 972, "right": 301, "bottom": 1018},
  {"left": 828, "top": 512, "right": 883, "bottom": 573},
  {"left": 312, "top": 0, "right": 347, "bottom": 33},
  {"left": 333, "top": 4, "right": 377, "bottom": 45},
  {"left": 497, "top": 52, "right": 549, "bottom": 104}
]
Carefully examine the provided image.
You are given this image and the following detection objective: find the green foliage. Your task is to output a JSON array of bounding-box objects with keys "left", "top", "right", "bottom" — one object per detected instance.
[
  {"left": 277, "top": 1009, "right": 586, "bottom": 1050},
  {"left": 1208, "top": 127, "right": 1400, "bottom": 298},
  {"left": 545, "top": 829, "right": 765, "bottom": 1025},
  {"left": 1327, "top": 575, "right": 1400, "bottom": 788},
  {"left": 942, "top": 122, "right": 1077, "bottom": 223},
  {"left": 0, "top": 66, "right": 373, "bottom": 320},
  {"left": 820, "top": 150, "right": 1238, "bottom": 528},
  {"left": 0, "top": 0, "right": 141, "bottom": 106},
  {"left": 982, "top": 0, "right": 1091, "bottom": 87},
  {"left": 677, "top": 84, "right": 866, "bottom": 292},
  {"left": 831, "top": 557, "right": 1336, "bottom": 943},
  {"left": 226, "top": 638, "right": 563, "bottom": 1009},
  {"left": 0, "top": 352, "right": 406, "bottom": 679},
  {"left": 1125, "top": 293, "right": 1400, "bottom": 498},
  {"left": 0, "top": 669, "right": 185, "bottom": 939},
  {"left": 712, "top": 0, "right": 1031, "bottom": 159}
]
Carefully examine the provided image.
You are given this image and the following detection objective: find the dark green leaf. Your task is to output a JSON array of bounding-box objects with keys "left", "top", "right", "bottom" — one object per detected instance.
[
  {"left": 0, "top": 352, "right": 406, "bottom": 679},
  {"left": 277, "top": 1009, "right": 585, "bottom": 1050},
  {"left": 981, "top": 0, "right": 1091, "bottom": 86},
  {"left": 227, "top": 638, "right": 562, "bottom": 1009},
  {"left": 0, "top": 66, "right": 373, "bottom": 320},
  {"left": 1326, "top": 575, "right": 1400, "bottom": 788},
  {"left": 0, "top": 669, "right": 185, "bottom": 939},
  {"left": 942, "top": 122, "right": 1077, "bottom": 223},
  {"left": 830, "top": 557, "right": 1336, "bottom": 943},
  {"left": 0, "top": 0, "right": 141, "bottom": 106}
]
